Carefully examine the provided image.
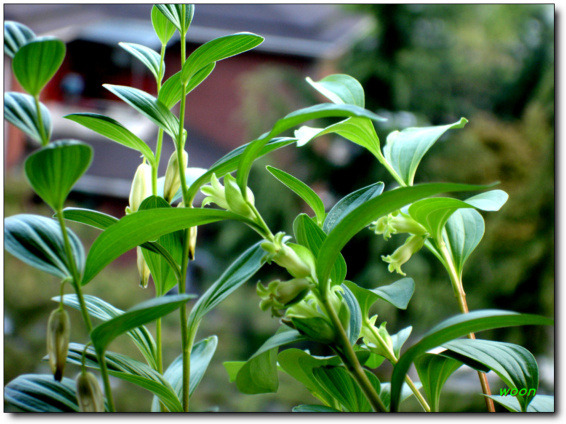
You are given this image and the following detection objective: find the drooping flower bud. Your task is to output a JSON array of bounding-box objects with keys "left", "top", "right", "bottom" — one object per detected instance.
[
  {"left": 47, "top": 308, "right": 70, "bottom": 382},
  {"left": 284, "top": 293, "right": 337, "bottom": 343},
  {"left": 126, "top": 162, "right": 152, "bottom": 214},
  {"left": 361, "top": 315, "right": 395, "bottom": 360},
  {"left": 370, "top": 211, "right": 427, "bottom": 240},
  {"left": 261, "top": 232, "right": 315, "bottom": 278},
  {"left": 201, "top": 173, "right": 229, "bottom": 210},
  {"left": 163, "top": 150, "right": 188, "bottom": 203},
  {"left": 201, "top": 173, "right": 255, "bottom": 219},
  {"left": 381, "top": 234, "right": 426, "bottom": 276},
  {"left": 188, "top": 225, "right": 197, "bottom": 261},
  {"left": 136, "top": 246, "right": 151, "bottom": 288},
  {"left": 257, "top": 278, "right": 312, "bottom": 316},
  {"left": 76, "top": 371, "right": 105, "bottom": 412}
]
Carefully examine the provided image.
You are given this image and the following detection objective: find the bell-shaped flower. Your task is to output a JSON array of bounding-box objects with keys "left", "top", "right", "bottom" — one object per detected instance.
[
  {"left": 382, "top": 234, "right": 426, "bottom": 276},
  {"left": 76, "top": 370, "right": 105, "bottom": 412},
  {"left": 201, "top": 173, "right": 255, "bottom": 219},
  {"left": 371, "top": 211, "right": 427, "bottom": 240},
  {"left": 257, "top": 278, "right": 312, "bottom": 317},
  {"left": 126, "top": 161, "right": 152, "bottom": 214},
  {"left": 261, "top": 232, "right": 315, "bottom": 278},
  {"left": 47, "top": 308, "right": 70, "bottom": 381}
]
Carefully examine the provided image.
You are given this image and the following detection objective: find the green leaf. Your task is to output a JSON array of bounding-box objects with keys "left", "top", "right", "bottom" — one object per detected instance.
[
  {"left": 409, "top": 197, "right": 474, "bottom": 241},
  {"left": 5, "top": 374, "right": 80, "bottom": 412},
  {"left": 306, "top": 74, "right": 365, "bottom": 107},
  {"left": 343, "top": 278, "right": 415, "bottom": 319},
  {"left": 464, "top": 189, "right": 509, "bottom": 211},
  {"left": 64, "top": 112, "right": 155, "bottom": 163},
  {"left": 391, "top": 326, "right": 413, "bottom": 358},
  {"left": 237, "top": 103, "right": 386, "bottom": 193},
  {"left": 82, "top": 207, "right": 251, "bottom": 285},
  {"left": 65, "top": 343, "right": 181, "bottom": 412},
  {"left": 267, "top": 166, "right": 326, "bottom": 226},
  {"left": 120, "top": 42, "right": 162, "bottom": 81},
  {"left": 188, "top": 242, "right": 266, "bottom": 328},
  {"left": 383, "top": 118, "right": 468, "bottom": 186},
  {"left": 24, "top": 139, "right": 93, "bottom": 211},
  {"left": 317, "top": 182, "right": 492, "bottom": 288},
  {"left": 444, "top": 208, "right": 485, "bottom": 277},
  {"left": 103, "top": 84, "right": 179, "bottom": 139},
  {"left": 12, "top": 36, "right": 65, "bottom": 96},
  {"left": 293, "top": 214, "right": 346, "bottom": 286},
  {"left": 415, "top": 353, "right": 463, "bottom": 411},
  {"left": 442, "top": 339, "right": 539, "bottom": 411},
  {"left": 61, "top": 207, "right": 119, "bottom": 230},
  {"left": 323, "top": 182, "right": 384, "bottom": 233},
  {"left": 486, "top": 394, "right": 554, "bottom": 413},
  {"left": 4, "top": 92, "right": 52, "bottom": 144},
  {"left": 187, "top": 137, "right": 295, "bottom": 203},
  {"left": 151, "top": 336, "right": 218, "bottom": 411},
  {"left": 379, "top": 381, "right": 422, "bottom": 410},
  {"left": 138, "top": 196, "right": 184, "bottom": 295},
  {"left": 158, "top": 64, "right": 215, "bottom": 109},
  {"left": 292, "top": 404, "right": 340, "bottom": 412},
  {"left": 390, "top": 310, "right": 553, "bottom": 411},
  {"left": 4, "top": 20, "right": 36, "bottom": 58},
  {"left": 56, "top": 294, "right": 157, "bottom": 369},
  {"left": 5, "top": 214, "right": 84, "bottom": 280},
  {"left": 181, "top": 32, "right": 264, "bottom": 84},
  {"left": 151, "top": 5, "right": 177, "bottom": 45},
  {"left": 342, "top": 283, "right": 362, "bottom": 344},
  {"left": 155, "top": 4, "right": 194, "bottom": 34},
  {"left": 90, "top": 294, "right": 195, "bottom": 353},
  {"left": 223, "top": 361, "right": 245, "bottom": 383},
  {"left": 235, "top": 328, "right": 306, "bottom": 394}
]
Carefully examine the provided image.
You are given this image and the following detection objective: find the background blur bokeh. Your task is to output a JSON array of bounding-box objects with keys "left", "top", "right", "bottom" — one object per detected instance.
[{"left": 4, "top": 4, "right": 554, "bottom": 412}]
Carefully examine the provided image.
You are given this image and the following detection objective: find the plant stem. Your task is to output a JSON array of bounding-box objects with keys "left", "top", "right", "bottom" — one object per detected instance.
[
  {"left": 320, "top": 295, "right": 386, "bottom": 412},
  {"left": 366, "top": 321, "right": 431, "bottom": 412},
  {"left": 56, "top": 212, "right": 115, "bottom": 412},
  {"left": 435, "top": 238, "right": 495, "bottom": 412}
]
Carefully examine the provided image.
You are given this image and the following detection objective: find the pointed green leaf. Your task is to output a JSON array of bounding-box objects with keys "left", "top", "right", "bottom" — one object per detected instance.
[
  {"left": 267, "top": 166, "right": 326, "bottom": 226},
  {"left": 103, "top": 84, "right": 179, "bottom": 139},
  {"left": 5, "top": 374, "right": 80, "bottom": 412},
  {"left": 442, "top": 339, "right": 539, "bottom": 411},
  {"left": 317, "top": 183, "right": 492, "bottom": 288},
  {"left": 464, "top": 189, "right": 509, "bottom": 211},
  {"left": 119, "top": 42, "right": 162, "bottom": 81},
  {"left": 292, "top": 404, "right": 340, "bottom": 412},
  {"left": 237, "top": 103, "right": 386, "bottom": 193},
  {"left": 188, "top": 242, "right": 266, "bottom": 328},
  {"left": 306, "top": 74, "right": 365, "bottom": 108},
  {"left": 82, "top": 207, "right": 252, "bottom": 285},
  {"left": 90, "top": 294, "right": 195, "bottom": 353},
  {"left": 383, "top": 118, "right": 468, "bottom": 186},
  {"left": 4, "top": 21, "right": 36, "bottom": 58},
  {"left": 391, "top": 326, "right": 413, "bottom": 358},
  {"left": 342, "top": 283, "right": 362, "bottom": 344},
  {"left": 5, "top": 214, "right": 84, "bottom": 280},
  {"left": 4, "top": 91, "right": 52, "bottom": 144},
  {"left": 158, "top": 63, "right": 215, "bottom": 109},
  {"left": 12, "top": 37, "right": 65, "bottom": 96},
  {"left": 56, "top": 294, "right": 157, "bottom": 370},
  {"left": 390, "top": 310, "right": 553, "bottom": 411},
  {"left": 344, "top": 278, "right": 415, "bottom": 318},
  {"left": 151, "top": 336, "right": 218, "bottom": 411},
  {"left": 323, "top": 182, "right": 384, "bottom": 233},
  {"left": 24, "top": 139, "right": 92, "bottom": 211},
  {"left": 61, "top": 207, "right": 119, "bottom": 230},
  {"left": 181, "top": 32, "right": 264, "bottom": 84},
  {"left": 486, "top": 394, "right": 554, "bottom": 413},
  {"left": 293, "top": 214, "right": 346, "bottom": 286},
  {"left": 155, "top": 4, "right": 194, "bottom": 34},
  {"left": 151, "top": 5, "right": 177, "bottom": 45},
  {"left": 415, "top": 353, "right": 463, "bottom": 411},
  {"left": 65, "top": 343, "right": 181, "bottom": 412},
  {"left": 444, "top": 208, "right": 485, "bottom": 277},
  {"left": 64, "top": 113, "right": 155, "bottom": 163}
]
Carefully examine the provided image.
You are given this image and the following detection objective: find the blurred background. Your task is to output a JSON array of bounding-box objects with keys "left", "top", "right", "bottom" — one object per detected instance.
[{"left": 4, "top": 4, "right": 554, "bottom": 412}]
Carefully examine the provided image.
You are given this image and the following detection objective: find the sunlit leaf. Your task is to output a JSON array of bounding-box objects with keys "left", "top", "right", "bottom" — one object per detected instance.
[
  {"left": 486, "top": 394, "right": 554, "bottom": 413},
  {"left": 408, "top": 197, "right": 474, "bottom": 241},
  {"left": 120, "top": 42, "right": 162, "bottom": 81},
  {"left": 464, "top": 189, "right": 509, "bottom": 211},
  {"left": 4, "top": 91, "right": 52, "bottom": 144},
  {"left": 158, "top": 64, "right": 215, "bottom": 109},
  {"left": 344, "top": 278, "right": 415, "bottom": 319},
  {"left": 155, "top": 4, "right": 194, "bottom": 34},
  {"left": 444, "top": 208, "right": 485, "bottom": 277},
  {"left": 306, "top": 74, "right": 365, "bottom": 108},
  {"left": 4, "top": 20, "right": 36, "bottom": 58},
  {"left": 151, "top": 5, "right": 177, "bottom": 45},
  {"left": 24, "top": 140, "right": 92, "bottom": 211},
  {"left": 12, "top": 37, "right": 65, "bottom": 96}
]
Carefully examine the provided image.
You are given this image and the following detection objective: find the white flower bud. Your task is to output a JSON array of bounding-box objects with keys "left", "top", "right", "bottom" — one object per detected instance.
[
  {"left": 136, "top": 246, "right": 151, "bottom": 288},
  {"left": 163, "top": 150, "right": 188, "bottom": 203},
  {"left": 127, "top": 162, "right": 152, "bottom": 214}
]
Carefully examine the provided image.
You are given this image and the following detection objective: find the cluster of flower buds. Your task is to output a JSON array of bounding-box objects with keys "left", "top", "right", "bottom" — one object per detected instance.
[
  {"left": 256, "top": 278, "right": 312, "bottom": 317},
  {"left": 47, "top": 308, "right": 70, "bottom": 382},
  {"left": 76, "top": 370, "right": 105, "bottom": 412},
  {"left": 201, "top": 173, "right": 255, "bottom": 220},
  {"left": 260, "top": 232, "right": 315, "bottom": 279},
  {"left": 360, "top": 315, "right": 395, "bottom": 360},
  {"left": 163, "top": 150, "right": 188, "bottom": 203},
  {"left": 281, "top": 286, "right": 349, "bottom": 344},
  {"left": 370, "top": 211, "right": 428, "bottom": 276}
]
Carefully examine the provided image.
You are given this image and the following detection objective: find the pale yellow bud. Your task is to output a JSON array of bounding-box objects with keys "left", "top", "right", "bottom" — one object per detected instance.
[
  {"left": 76, "top": 371, "right": 105, "bottom": 412},
  {"left": 163, "top": 150, "right": 188, "bottom": 203},
  {"left": 47, "top": 308, "right": 70, "bottom": 382},
  {"left": 189, "top": 226, "right": 197, "bottom": 260},
  {"left": 127, "top": 162, "right": 152, "bottom": 214},
  {"left": 136, "top": 246, "right": 151, "bottom": 288}
]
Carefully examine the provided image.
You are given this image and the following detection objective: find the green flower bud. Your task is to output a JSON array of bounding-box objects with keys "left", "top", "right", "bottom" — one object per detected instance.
[
  {"left": 257, "top": 278, "right": 312, "bottom": 316},
  {"left": 163, "top": 150, "right": 188, "bottom": 203},
  {"left": 47, "top": 308, "right": 70, "bottom": 382},
  {"left": 382, "top": 234, "right": 425, "bottom": 276},
  {"left": 361, "top": 316, "right": 395, "bottom": 360},
  {"left": 284, "top": 292, "right": 338, "bottom": 343},
  {"left": 136, "top": 247, "right": 151, "bottom": 288},
  {"left": 223, "top": 174, "right": 255, "bottom": 219},
  {"left": 370, "top": 211, "right": 427, "bottom": 240},
  {"left": 201, "top": 173, "right": 230, "bottom": 210},
  {"left": 261, "top": 233, "right": 315, "bottom": 278},
  {"left": 188, "top": 225, "right": 197, "bottom": 261},
  {"left": 126, "top": 162, "right": 152, "bottom": 214},
  {"left": 76, "top": 371, "right": 105, "bottom": 412}
]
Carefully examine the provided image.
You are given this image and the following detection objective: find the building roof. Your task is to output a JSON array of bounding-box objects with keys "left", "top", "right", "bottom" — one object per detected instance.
[{"left": 4, "top": 4, "right": 371, "bottom": 58}]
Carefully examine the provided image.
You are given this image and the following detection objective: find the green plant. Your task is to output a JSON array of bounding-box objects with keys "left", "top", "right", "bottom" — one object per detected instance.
[{"left": 4, "top": 4, "right": 553, "bottom": 413}]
